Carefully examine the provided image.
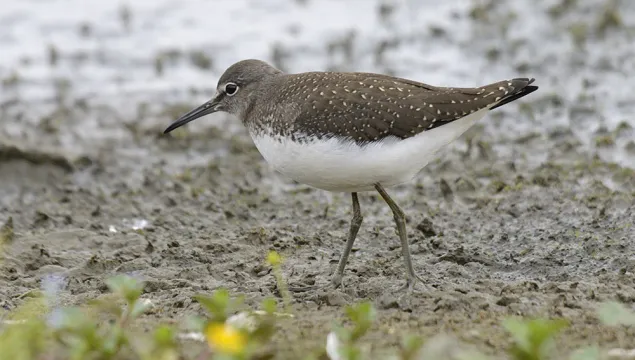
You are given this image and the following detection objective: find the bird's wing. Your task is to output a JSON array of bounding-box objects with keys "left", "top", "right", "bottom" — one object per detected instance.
[{"left": 290, "top": 72, "right": 537, "bottom": 144}]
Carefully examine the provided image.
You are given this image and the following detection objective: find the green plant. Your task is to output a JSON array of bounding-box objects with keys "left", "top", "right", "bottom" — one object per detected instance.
[
  {"left": 192, "top": 289, "right": 283, "bottom": 359},
  {"left": 326, "top": 301, "right": 376, "bottom": 360},
  {"left": 0, "top": 275, "right": 178, "bottom": 360},
  {"left": 0, "top": 297, "right": 49, "bottom": 360},
  {"left": 2, "top": 270, "right": 635, "bottom": 360},
  {"left": 398, "top": 334, "right": 425, "bottom": 360},
  {"left": 267, "top": 250, "right": 293, "bottom": 314},
  {"left": 503, "top": 317, "right": 569, "bottom": 360},
  {"left": 50, "top": 275, "right": 174, "bottom": 360}
]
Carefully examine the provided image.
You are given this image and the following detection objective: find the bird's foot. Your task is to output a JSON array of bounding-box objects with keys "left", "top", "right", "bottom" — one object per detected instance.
[{"left": 396, "top": 273, "right": 430, "bottom": 295}]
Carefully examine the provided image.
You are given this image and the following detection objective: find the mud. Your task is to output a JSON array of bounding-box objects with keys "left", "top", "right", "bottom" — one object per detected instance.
[{"left": 1, "top": 0, "right": 635, "bottom": 358}]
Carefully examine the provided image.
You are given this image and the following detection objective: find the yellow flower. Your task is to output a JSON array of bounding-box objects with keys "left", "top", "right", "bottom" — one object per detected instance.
[
  {"left": 267, "top": 251, "right": 282, "bottom": 267},
  {"left": 205, "top": 322, "right": 247, "bottom": 355}
]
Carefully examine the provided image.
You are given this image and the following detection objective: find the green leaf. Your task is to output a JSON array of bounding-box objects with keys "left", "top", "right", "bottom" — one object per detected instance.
[
  {"left": 101, "top": 325, "right": 126, "bottom": 357},
  {"left": 50, "top": 308, "right": 107, "bottom": 359},
  {"left": 502, "top": 318, "right": 532, "bottom": 354},
  {"left": 69, "top": 340, "right": 91, "bottom": 360},
  {"left": 598, "top": 301, "right": 635, "bottom": 326},
  {"left": 345, "top": 301, "right": 376, "bottom": 341},
  {"left": 0, "top": 311, "right": 48, "bottom": 360},
  {"left": 400, "top": 334, "right": 425, "bottom": 360},
  {"left": 502, "top": 317, "right": 568, "bottom": 360},
  {"left": 194, "top": 289, "right": 229, "bottom": 316},
  {"left": 261, "top": 297, "right": 278, "bottom": 314},
  {"left": 333, "top": 325, "right": 352, "bottom": 344},
  {"left": 339, "top": 345, "right": 362, "bottom": 360},
  {"left": 194, "top": 288, "right": 244, "bottom": 322},
  {"left": 153, "top": 325, "right": 177, "bottom": 348},
  {"left": 105, "top": 275, "right": 144, "bottom": 305},
  {"left": 569, "top": 346, "right": 601, "bottom": 360}
]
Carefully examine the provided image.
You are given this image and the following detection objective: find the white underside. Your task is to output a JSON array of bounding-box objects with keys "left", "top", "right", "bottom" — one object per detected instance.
[{"left": 250, "top": 108, "right": 489, "bottom": 192}]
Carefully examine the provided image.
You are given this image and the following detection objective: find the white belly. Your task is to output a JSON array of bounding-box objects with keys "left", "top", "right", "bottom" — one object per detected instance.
[{"left": 250, "top": 109, "right": 489, "bottom": 192}]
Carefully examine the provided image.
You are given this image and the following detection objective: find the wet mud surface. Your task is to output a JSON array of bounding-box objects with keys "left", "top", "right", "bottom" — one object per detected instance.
[{"left": 1, "top": 0, "right": 635, "bottom": 358}]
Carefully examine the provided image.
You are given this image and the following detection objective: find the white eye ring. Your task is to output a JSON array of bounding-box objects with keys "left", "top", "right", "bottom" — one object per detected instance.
[{"left": 225, "top": 82, "right": 239, "bottom": 96}]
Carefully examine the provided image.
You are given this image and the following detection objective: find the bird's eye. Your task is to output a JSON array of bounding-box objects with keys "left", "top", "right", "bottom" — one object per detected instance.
[{"left": 225, "top": 83, "right": 238, "bottom": 96}]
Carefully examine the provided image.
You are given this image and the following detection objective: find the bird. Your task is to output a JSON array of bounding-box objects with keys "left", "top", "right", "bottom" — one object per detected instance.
[{"left": 164, "top": 59, "right": 538, "bottom": 293}]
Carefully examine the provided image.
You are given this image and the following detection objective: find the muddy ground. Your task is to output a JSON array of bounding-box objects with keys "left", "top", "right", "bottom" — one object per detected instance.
[{"left": 1, "top": 0, "right": 635, "bottom": 358}]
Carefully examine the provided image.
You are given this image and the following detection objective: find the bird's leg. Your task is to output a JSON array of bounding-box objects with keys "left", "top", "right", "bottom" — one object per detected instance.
[
  {"left": 374, "top": 183, "right": 425, "bottom": 293},
  {"left": 331, "top": 192, "right": 363, "bottom": 288},
  {"left": 288, "top": 192, "right": 363, "bottom": 293}
]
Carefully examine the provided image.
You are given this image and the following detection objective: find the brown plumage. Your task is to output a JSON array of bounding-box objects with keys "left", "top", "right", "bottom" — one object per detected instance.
[
  {"left": 231, "top": 65, "right": 537, "bottom": 145},
  {"left": 277, "top": 72, "right": 536, "bottom": 143}
]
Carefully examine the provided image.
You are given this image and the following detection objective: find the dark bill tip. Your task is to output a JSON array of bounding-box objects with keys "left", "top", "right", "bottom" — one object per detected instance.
[{"left": 163, "top": 101, "right": 219, "bottom": 134}]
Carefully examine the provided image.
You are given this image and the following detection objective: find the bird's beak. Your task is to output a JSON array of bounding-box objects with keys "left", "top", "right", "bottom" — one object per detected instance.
[{"left": 163, "top": 98, "right": 221, "bottom": 134}]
